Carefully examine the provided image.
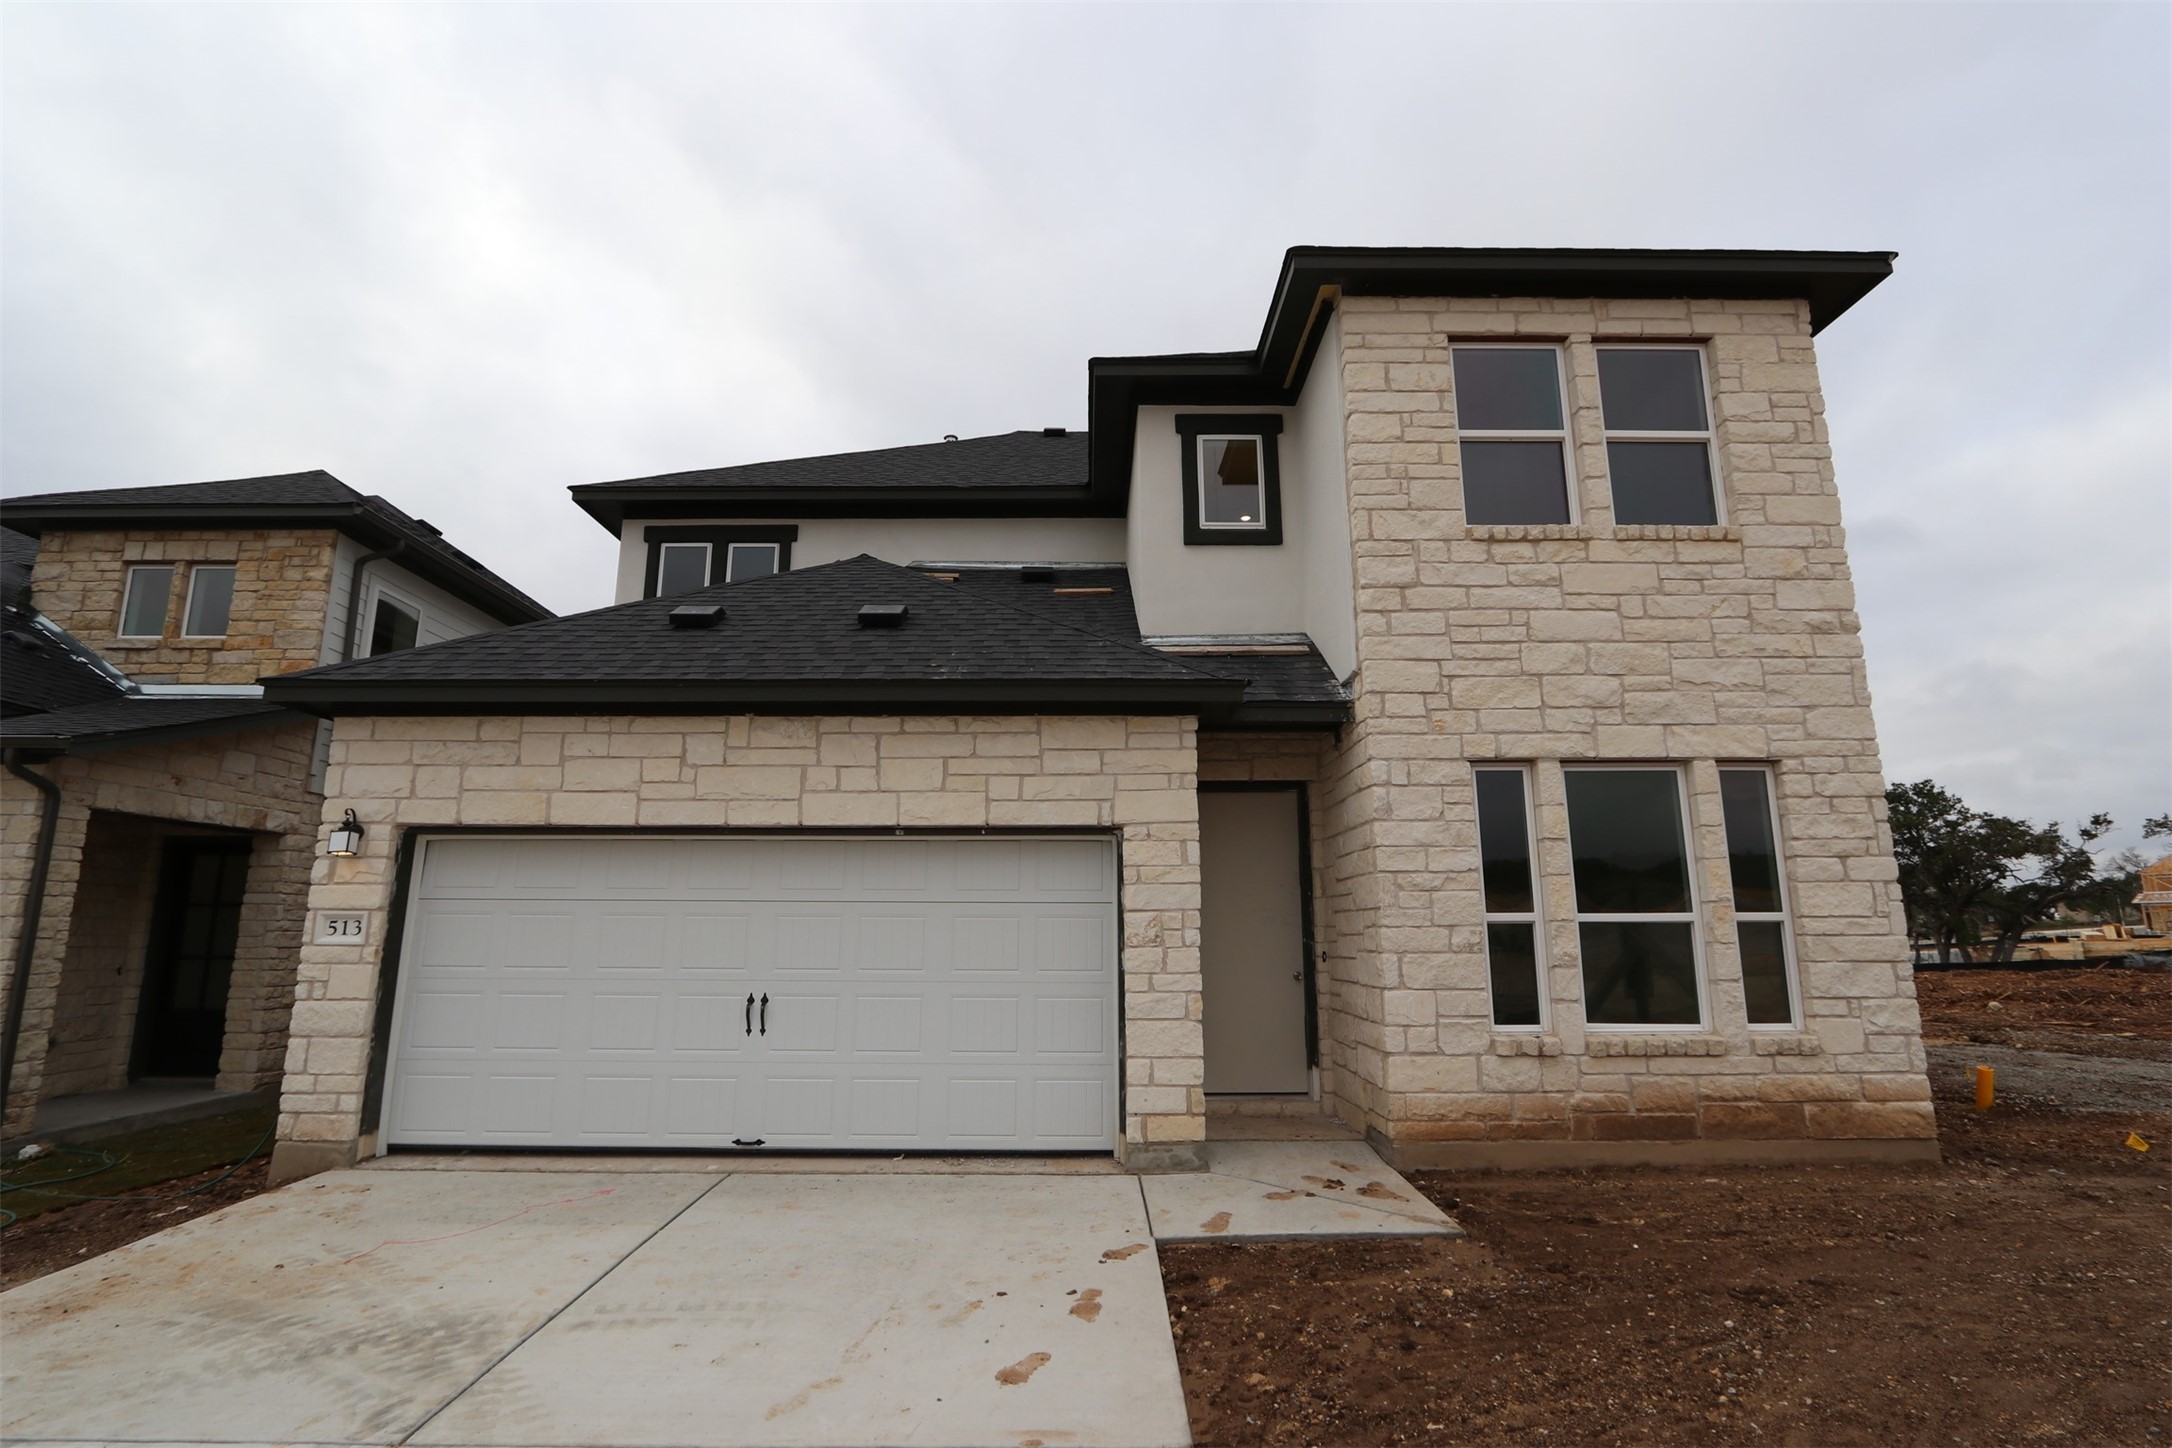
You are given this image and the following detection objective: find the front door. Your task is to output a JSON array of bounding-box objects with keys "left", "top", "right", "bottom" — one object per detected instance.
[
  {"left": 133, "top": 836, "right": 253, "bottom": 1079},
  {"left": 1200, "top": 788, "right": 1312, "bottom": 1093}
]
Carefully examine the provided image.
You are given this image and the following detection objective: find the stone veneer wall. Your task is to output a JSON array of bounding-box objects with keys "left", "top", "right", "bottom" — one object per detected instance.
[
  {"left": 1316, "top": 293, "right": 1935, "bottom": 1163},
  {"left": 271, "top": 714, "right": 1205, "bottom": 1181},
  {"left": 29, "top": 529, "right": 340, "bottom": 685},
  {"left": 37, "top": 812, "right": 164, "bottom": 1099},
  {"left": 0, "top": 721, "right": 321, "bottom": 1134}
]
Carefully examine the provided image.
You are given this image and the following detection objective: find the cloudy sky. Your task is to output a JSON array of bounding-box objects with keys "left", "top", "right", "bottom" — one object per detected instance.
[{"left": 3, "top": 3, "right": 2166, "bottom": 848}]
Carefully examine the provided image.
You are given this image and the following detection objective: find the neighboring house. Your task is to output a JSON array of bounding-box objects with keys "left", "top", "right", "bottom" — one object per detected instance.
[
  {"left": 2137, "top": 856, "right": 2172, "bottom": 934},
  {"left": 262, "top": 246, "right": 1940, "bottom": 1182},
  {"left": 0, "top": 475, "right": 549, "bottom": 1139}
]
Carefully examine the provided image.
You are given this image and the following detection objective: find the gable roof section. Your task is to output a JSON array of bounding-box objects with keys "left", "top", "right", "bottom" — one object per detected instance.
[
  {"left": 264, "top": 554, "right": 1251, "bottom": 718},
  {"left": 570, "top": 430, "right": 1093, "bottom": 532},
  {"left": 0, "top": 609, "right": 130, "bottom": 719},
  {"left": 1, "top": 471, "right": 553, "bottom": 626}
]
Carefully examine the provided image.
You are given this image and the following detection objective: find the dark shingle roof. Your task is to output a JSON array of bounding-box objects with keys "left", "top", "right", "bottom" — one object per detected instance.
[
  {"left": 0, "top": 695, "right": 301, "bottom": 755},
  {"left": 2, "top": 526, "right": 36, "bottom": 609},
  {"left": 1, "top": 471, "right": 552, "bottom": 626},
  {"left": 0, "top": 612, "right": 128, "bottom": 719}
]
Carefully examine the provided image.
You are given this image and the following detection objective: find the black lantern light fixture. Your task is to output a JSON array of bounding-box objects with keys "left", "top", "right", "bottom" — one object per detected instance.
[{"left": 326, "top": 808, "right": 366, "bottom": 857}]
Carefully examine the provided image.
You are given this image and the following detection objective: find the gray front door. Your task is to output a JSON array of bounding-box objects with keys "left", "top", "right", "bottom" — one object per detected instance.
[{"left": 1199, "top": 789, "right": 1311, "bottom": 1093}]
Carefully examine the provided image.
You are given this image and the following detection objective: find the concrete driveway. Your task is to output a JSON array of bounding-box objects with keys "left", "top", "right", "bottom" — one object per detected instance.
[{"left": 1, "top": 1168, "right": 1191, "bottom": 1448}]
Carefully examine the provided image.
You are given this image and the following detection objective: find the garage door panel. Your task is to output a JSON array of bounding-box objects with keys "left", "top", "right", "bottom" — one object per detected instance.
[{"left": 387, "top": 835, "right": 1116, "bottom": 1151}]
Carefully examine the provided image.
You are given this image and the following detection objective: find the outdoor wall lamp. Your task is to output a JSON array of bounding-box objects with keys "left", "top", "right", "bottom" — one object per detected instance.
[{"left": 326, "top": 809, "right": 366, "bottom": 857}]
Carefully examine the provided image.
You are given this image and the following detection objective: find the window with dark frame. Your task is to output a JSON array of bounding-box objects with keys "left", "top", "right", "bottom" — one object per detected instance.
[
  {"left": 1597, "top": 346, "right": 1720, "bottom": 526},
  {"left": 1174, "top": 414, "right": 1284, "bottom": 546},
  {"left": 367, "top": 594, "right": 421, "bottom": 656},
  {"left": 1475, "top": 766, "right": 1545, "bottom": 1028},
  {"left": 1719, "top": 767, "right": 1799, "bottom": 1027},
  {"left": 181, "top": 565, "right": 236, "bottom": 637},
  {"left": 118, "top": 564, "right": 175, "bottom": 638},
  {"left": 1565, "top": 767, "right": 1705, "bottom": 1028},
  {"left": 1451, "top": 346, "right": 1574, "bottom": 525},
  {"left": 642, "top": 526, "right": 797, "bottom": 597}
]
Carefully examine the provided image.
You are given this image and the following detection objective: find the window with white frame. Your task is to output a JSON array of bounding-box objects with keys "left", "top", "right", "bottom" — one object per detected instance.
[
  {"left": 1596, "top": 346, "right": 1720, "bottom": 526},
  {"left": 1174, "top": 414, "right": 1284, "bottom": 545},
  {"left": 1451, "top": 345, "right": 1575, "bottom": 525},
  {"left": 655, "top": 541, "right": 712, "bottom": 597},
  {"left": 1719, "top": 767, "right": 1799, "bottom": 1026},
  {"left": 1565, "top": 767, "right": 1705, "bottom": 1027},
  {"left": 1475, "top": 766, "right": 1545, "bottom": 1028},
  {"left": 366, "top": 592, "right": 421, "bottom": 656},
  {"left": 724, "top": 541, "right": 779, "bottom": 582},
  {"left": 119, "top": 564, "right": 176, "bottom": 638},
  {"left": 180, "top": 565, "right": 236, "bottom": 637}
]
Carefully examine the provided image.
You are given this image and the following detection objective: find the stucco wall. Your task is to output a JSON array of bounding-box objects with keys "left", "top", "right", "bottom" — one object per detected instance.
[
  {"left": 612, "top": 519, "right": 1128, "bottom": 603},
  {"left": 272, "top": 713, "right": 1206, "bottom": 1180},
  {"left": 1312, "top": 293, "right": 1934, "bottom": 1163}
]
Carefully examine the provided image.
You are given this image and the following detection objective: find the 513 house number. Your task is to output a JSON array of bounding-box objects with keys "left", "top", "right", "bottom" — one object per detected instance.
[{"left": 316, "top": 913, "right": 367, "bottom": 944}]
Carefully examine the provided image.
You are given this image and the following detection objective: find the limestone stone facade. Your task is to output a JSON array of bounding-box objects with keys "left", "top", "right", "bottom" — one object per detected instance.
[
  {"left": 270, "top": 713, "right": 1205, "bottom": 1181},
  {"left": 1305, "top": 294, "right": 1932, "bottom": 1164},
  {"left": 29, "top": 529, "right": 339, "bottom": 684},
  {"left": 0, "top": 720, "right": 321, "bottom": 1135}
]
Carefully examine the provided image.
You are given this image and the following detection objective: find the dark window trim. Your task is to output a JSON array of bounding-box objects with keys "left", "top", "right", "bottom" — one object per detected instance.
[
  {"left": 1175, "top": 414, "right": 1284, "bottom": 547},
  {"left": 1198, "top": 780, "right": 1319, "bottom": 1067},
  {"left": 641, "top": 525, "right": 798, "bottom": 597}
]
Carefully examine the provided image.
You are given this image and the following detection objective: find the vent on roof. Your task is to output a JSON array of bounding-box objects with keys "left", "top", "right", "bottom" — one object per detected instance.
[
  {"left": 669, "top": 604, "right": 725, "bottom": 629},
  {"left": 857, "top": 604, "right": 909, "bottom": 628},
  {"left": 1042, "top": 426, "right": 1067, "bottom": 437},
  {"left": 411, "top": 518, "right": 444, "bottom": 537},
  {"left": 1019, "top": 567, "right": 1056, "bottom": 584}
]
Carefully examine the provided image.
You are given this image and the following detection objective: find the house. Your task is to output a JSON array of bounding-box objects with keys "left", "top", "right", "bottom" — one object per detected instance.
[
  {"left": 2135, "top": 856, "right": 2172, "bottom": 935},
  {"left": 259, "top": 247, "right": 1941, "bottom": 1182},
  {"left": 0, "top": 475, "right": 549, "bottom": 1140}
]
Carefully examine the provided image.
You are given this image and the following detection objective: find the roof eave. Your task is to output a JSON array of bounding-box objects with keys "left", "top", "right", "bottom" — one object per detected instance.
[
  {"left": 0, "top": 705, "right": 307, "bottom": 758},
  {"left": 263, "top": 676, "right": 1246, "bottom": 718},
  {"left": 570, "top": 485, "right": 1112, "bottom": 535}
]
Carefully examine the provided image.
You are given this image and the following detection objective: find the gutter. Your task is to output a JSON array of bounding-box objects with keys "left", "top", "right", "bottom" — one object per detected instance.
[
  {"left": 1, "top": 752, "right": 62, "bottom": 1127},
  {"left": 340, "top": 542, "right": 406, "bottom": 662}
]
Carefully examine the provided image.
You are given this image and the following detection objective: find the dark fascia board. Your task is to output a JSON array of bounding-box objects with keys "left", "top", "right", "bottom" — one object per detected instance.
[
  {"left": 262, "top": 676, "right": 1248, "bottom": 718},
  {"left": 0, "top": 705, "right": 306, "bottom": 759},
  {"left": 572, "top": 485, "right": 1111, "bottom": 535},
  {"left": 0, "top": 501, "right": 552, "bottom": 626}
]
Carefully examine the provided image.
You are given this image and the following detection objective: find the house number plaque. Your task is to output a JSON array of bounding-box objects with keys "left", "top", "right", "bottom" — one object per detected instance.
[{"left": 316, "top": 912, "right": 368, "bottom": 944}]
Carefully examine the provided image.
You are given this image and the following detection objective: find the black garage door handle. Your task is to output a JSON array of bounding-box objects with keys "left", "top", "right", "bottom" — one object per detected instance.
[
  {"left": 744, "top": 993, "right": 754, "bottom": 1037},
  {"left": 759, "top": 993, "right": 769, "bottom": 1035}
]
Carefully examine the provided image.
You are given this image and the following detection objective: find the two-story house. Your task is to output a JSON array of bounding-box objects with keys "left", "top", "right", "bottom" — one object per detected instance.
[
  {"left": 0, "top": 474, "right": 548, "bottom": 1140},
  {"left": 257, "top": 248, "right": 1939, "bottom": 1183}
]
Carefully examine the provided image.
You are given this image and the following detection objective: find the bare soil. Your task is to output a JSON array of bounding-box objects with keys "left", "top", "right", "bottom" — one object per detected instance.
[{"left": 1165, "top": 969, "right": 2172, "bottom": 1447}]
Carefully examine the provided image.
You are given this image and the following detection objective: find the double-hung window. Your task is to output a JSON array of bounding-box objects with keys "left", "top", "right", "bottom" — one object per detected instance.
[
  {"left": 1719, "top": 767, "right": 1799, "bottom": 1026},
  {"left": 181, "top": 565, "right": 236, "bottom": 637},
  {"left": 1596, "top": 346, "right": 1720, "bottom": 526},
  {"left": 1475, "top": 766, "right": 1545, "bottom": 1028},
  {"left": 118, "top": 564, "right": 176, "bottom": 638},
  {"left": 1565, "top": 767, "right": 1705, "bottom": 1028},
  {"left": 1451, "top": 345, "right": 1575, "bottom": 525}
]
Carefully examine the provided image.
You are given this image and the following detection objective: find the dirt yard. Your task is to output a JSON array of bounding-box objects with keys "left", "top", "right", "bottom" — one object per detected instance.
[{"left": 1166, "top": 969, "right": 2172, "bottom": 1447}]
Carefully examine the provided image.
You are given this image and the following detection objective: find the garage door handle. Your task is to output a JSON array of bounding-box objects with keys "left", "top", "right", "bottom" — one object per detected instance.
[
  {"left": 744, "top": 993, "right": 754, "bottom": 1037},
  {"left": 759, "top": 992, "right": 769, "bottom": 1035}
]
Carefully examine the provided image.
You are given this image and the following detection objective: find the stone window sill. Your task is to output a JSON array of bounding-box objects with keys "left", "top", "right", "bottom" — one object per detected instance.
[
  {"left": 1465, "top": 524, "right": 1742, "bottom": 543},
  {"left": 104, "top": 638, "right": 227, "bottom": 650},
  {"left": 1490, "top": 1034, "right": 1562, "bottom": 1057},
  {"left": 1585, "top": 1034, "right": 1730, "bottom": 1058},
  {"left": 1750, "top": 1033, "right": 1825, "bottom": 1056}
]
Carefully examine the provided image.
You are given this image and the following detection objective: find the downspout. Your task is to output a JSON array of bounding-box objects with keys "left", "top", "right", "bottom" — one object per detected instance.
[
  {"left": 1, "top": 751, "right": 63, "bottom": 1128},
  {"left": 341, "top": 541, "right": 407, "bottom": 662}
]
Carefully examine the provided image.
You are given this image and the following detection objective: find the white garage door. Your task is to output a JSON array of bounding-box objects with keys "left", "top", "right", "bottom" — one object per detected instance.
[{"left": 384, "top": 834, "right": 1118, "bottom": 1152}]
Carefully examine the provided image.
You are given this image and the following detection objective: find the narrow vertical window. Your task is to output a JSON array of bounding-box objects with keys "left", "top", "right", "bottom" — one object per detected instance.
[
  {"left": 119, "top": 564, "right": 175, "bottom": 637},
  {"left": 1451, "top": 346, "right": 1574, "bottom": 525},
  {"left": 181, "top": 565, "right": 236, "bottom": 637},
  {"left": 1565, "top": 767, "right": 1705, "bottom": 1028},
  {"left": 1720, "top": 767, "right": 1798, "bottom": 1026},
  {"left": 1475, "top": 767, "right": 1544, "bottom": 1028},
  {"left": 655, "top": 541, "right": 711, "bottom": 596},
  {"left": 724, "top": 542, "right": 780, "bottom": 582},
  {"left": 1597, "top": 346, "right": 1720, "bottom": 526},
  {"left": 367, "top": 595, "right": 421, "bottom": 656}
]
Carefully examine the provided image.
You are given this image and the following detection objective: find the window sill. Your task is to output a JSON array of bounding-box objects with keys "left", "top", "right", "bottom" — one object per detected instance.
[
  {"left": 1750, "top": 1032, "right": 1824, "bottom": 1056},
  {"left": 107, "top": 637, "right": 226, "bottom": 649},
  {"left": 1584, "top": 1034, "right": 1729, "bottom": 1058},
  {"left": 1490, "top": 1034, "right": 1562, "bottom": 1057},
  {"left": 1465, "top": 524, "right": 1741, "bottom": 543}
]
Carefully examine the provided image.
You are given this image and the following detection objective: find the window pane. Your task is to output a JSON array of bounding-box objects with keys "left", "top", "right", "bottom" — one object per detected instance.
[
  {"left": 369, "top": 598, "right": 419, "bottom": 656},
  {"left": 1199, "top": 438, "right": 1263, "bottom": 525},
  {"left": 1719, "top": 769, "right": 1784, "bottom": 913},
  {"left": 1738, "top": 920, "right": 1794, "bottom": 1025},
  {"left": 656, "top": 543, "right": 710, "bottom": 596},
  {"left": 726, "top": 543, "right": 778, "bottom": 582},
  {"left": 1474, "top": 769, "right": 1535, "bottom": 914},
  {"left": 1607, "top": 441, "right": 1717, "bottom": 526},
  {"left": 1565, "top": 770, "right": 1692, "bottom": 913},
  {"left": 1460, "top": 440, "right": 1571, "bottom": 525},
  {"left": 1598, "top": 349, "right": 1707, "bottom": 431},
  {"left": 183, "top": 566, "right": 235, "bottom": 636},
  {"left": 120, "top": 566, "right": 174, "bottom": 636},
  {"left": 1452, "top": 348, "right": 1563, "bottom": 430},
  {"left": 1579, "top": 920, "right": 1701, "bottom": 1026},
  {"left": 1487, "top": 923, "right": 1543, "bottom": 1027}
]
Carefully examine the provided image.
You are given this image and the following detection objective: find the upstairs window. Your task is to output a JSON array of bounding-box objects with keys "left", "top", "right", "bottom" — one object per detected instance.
[
  {"left": 181, "top": 565, "right": 236, "bottom": 637},
  {"left": 1597, "top": 346, "right": 1720, "bottom": 525},
  {"left": 643, "top": 526, "right": 797, "bottom": 597},
  {"left": 367, "top": 594, "right": 421, "bottom": 656},
  {"left": 1452, "top": 346, "right": 1575, "bottom": 525},
  {"left": 724, "top": 542, "right": 780, "bottom": 582},
  {"left": 655, "top": 542, "right": 712, "bottom": 597},
  {"left": 1175, "top": 414, "right": 1284, "bottom": 545},
  {"left": 119, "top": 564, "right": 175, "bottom": 638}
]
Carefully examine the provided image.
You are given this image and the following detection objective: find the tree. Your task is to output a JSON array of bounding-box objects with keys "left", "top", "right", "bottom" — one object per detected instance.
[
  {"left": 1886, "top": 780, "right": 2114, "bottom": 964},
  {"left": 2146, "top": 815, "right": 2172, "bottom": 839}
]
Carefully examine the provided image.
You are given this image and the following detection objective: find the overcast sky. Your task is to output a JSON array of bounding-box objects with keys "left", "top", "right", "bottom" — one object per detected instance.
[{"left": 3, "top": 3, "right": 2165, "bottom": 849}]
